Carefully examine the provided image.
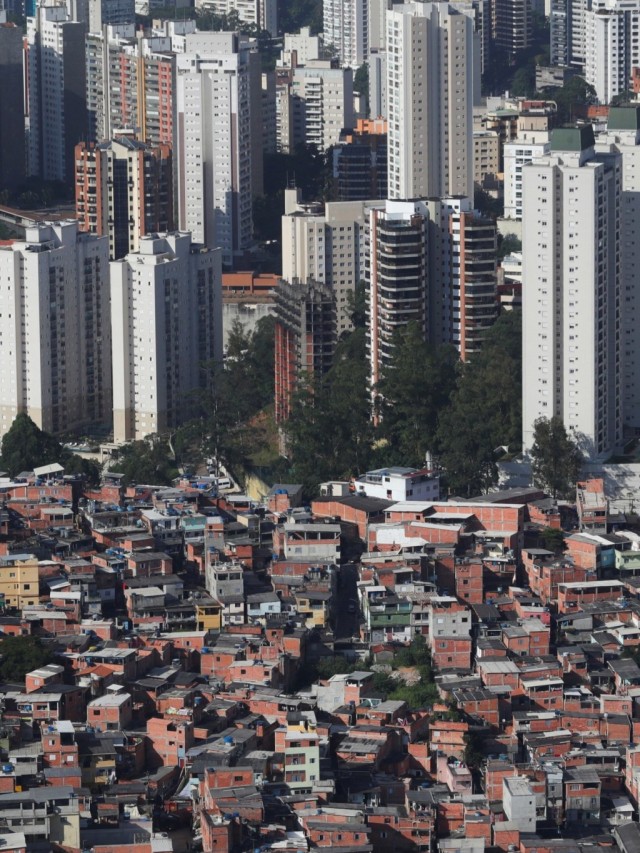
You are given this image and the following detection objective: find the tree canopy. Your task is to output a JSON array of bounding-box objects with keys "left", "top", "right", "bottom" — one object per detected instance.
[
  {"left": 530, "top": 416, "right": 583, "bottom": 499},
  {"left": 0, "top": 413, "right": 101, "bottom": 484},
  {"left": 280, "top": 310, "right": 523, "bottom": 499},
  {"left": 285, "top": 327, "right": 374, "bottom": 496},
  {"left": 111, "top": 437, "right": 179, "bottom": 487},
  {"left": 0, "top": 413, "right": 62, "bottom": 476},
  {"left": 376, "top": 322, "right": 458, "bottom": 468},
  {"left": 0, "top": 635, "right": 52, "bottom": 682},
  {"left": 436, "top": 311, "right": 522, "bottom": 496}
]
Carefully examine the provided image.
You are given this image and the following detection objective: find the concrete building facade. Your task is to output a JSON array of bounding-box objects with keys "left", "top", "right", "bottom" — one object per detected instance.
[
  {"left": 26, "top": 4, "right": 86, "bottom": 183},
  {"left": 0, "top": 20, "right": 26, "bottom": 192},
  {"left": 0, "top": 221, "right": 111, "bottom": 437},
  {"left": 584, "top": 0, "right": 640, "bottom": 104},
  {"left": 323, "top": 0, "right": 368, "bottom": 68},
  {"left": 110, "top": 232, "right": 222, "bottom": 442},
  {"left": 276, "top": 61, "right": 354, "bottom": 154},
  {"left": 85, "top": 23, "right": 187, "bottom": 148},
  {"left": 176, "top": 32, "right": 258, "bottom": 265},
  {"left": 597, "top": 106, "right": 640, "bottom": 433},
  {"left": 75, "top": 135, "right": 173, "bottom": 260},
  {"left": 282, "top": 190, "right": 384, "bottom": 337},
  {"left": 386, "top": 1, "right": 474, "bottom": 200},
  {"left": 274, "top": 279, "right": 336, "bottom": 423},
  {"left": 522, "top": 125, "right": 622, "bottom": 459},
  {"left": 195, "top": 0, "right": 277, "bottom": 34}
]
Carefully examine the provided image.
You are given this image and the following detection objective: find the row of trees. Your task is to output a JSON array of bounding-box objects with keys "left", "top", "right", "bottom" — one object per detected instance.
[
  {"left": 283, "top": 307, "right": 583, "bottom": 500},
  {"left": 284, "top": 308, "right": 523, "bottom": 497}
]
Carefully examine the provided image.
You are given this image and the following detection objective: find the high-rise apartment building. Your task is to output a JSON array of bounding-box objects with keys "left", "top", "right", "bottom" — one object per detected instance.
[
  {"left": 87, "top": 0, "right": 135, "bottom": 33},
  {"left": 504, "top": 134, "right": 551, "bottom": 222},
  {"left": 584, "top": 0, "right": 640, "bottom": 104},
  {"left": 26, "top": 4, "right": 86, "bottom": 183},
  {"left": 426, "top": 198, "right": 498, "bottom": 361},
  {"left": 282, "top": 26, "right": 322, "bottom": 64},
  {"left": 369, "top": 0, "right": 393, "bottom": 51},
  {"left": 0, "top": 222, "right": 111, "bottom": 437},
  {"left": 332, "top": 119, "right": 388, "bottom": 202},
  {"left": 367, "top": 200, "right": 430, "bottom": 389},
  {"left": 176, "top": 32, "right": 258, "bottom": 265},
  {"left": 550, "top": 0, "right": 570, "bottom": 66},
  {"left": 276, "top": 60, "right": 354, "bottom": 154},
  {"left": 551, "top": 0, "right": 611, "bottom": 73},
  {"left": 455, "top": 0, "right": 490, "bottom": 74},
  {"left": 281, "top": 189, "right": 384, "bottom": 336},
  {"left": 323, "top": 0, "right": 368, "bottom": 68},
  {"left": 522, "top": 125, "right": 621, "bottom": 459},
  {"left": 597, "top": 106, "right": 640, "bottom": 432},
  {"left": 386, "top": 2, "right": 474, "bottom": 200},
  {"left": 368, "top": 48, "right": 387, "bottom": 119},
  {"left": 75, "top": 135, "right": 173, "bottom": 260},
  {"left": 0, "top": 19, "right": 25, "bottom": 191},
  {"left": 86, "top": 22, "right": 191, "bottom": 147},
  {"left": 195, "top": 0, "right": 278, "bottom": 34},
  {"left": 274, "top": 279, "right": 336, "bottom": 423},
  {"left": 110, "top": 232, "right": 222, "bottom": 442},
  {"left": 366, "top": 197, "right": 497, "bottom": 388},
  {"left": 492, "top": 0, "right": 531, "bottom": 58}
]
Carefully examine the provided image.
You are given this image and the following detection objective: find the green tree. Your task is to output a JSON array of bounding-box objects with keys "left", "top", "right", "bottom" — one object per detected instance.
[
  {"left": 530, "top": 416, "right": 582, "bottom": 498},
  {"left": 278, "top": 0, "right": 322, "bottom": 33},
  {"left": 0, "top": 414, "right": 63, "bottom": 477},
  {"left": 345, "top": 280, "right": 366, "bottom": 330},
  {"left": 611, "top": 90, "right": 633, "bottom": 106},
  {"left": 511, "top": 65, "right": 535, "bottom": 97},
  {"left": 0, "top": 636, "right": 52, "bottom": 682},
  {"left": 60, "top": 452, "right": 102, "bottom": 487},
  {"left": 437, "top": 311, "right": 522, "bottom": 496},
  {"left": 376, "top": 323, "right": 458, "bottom": 467},
  {"left": 354, "top": 62, "right": 369, "bottom": 109},
  {"left": 285, "top": 328, "right": 374, "bottom": 496},
  {"left": 111, "top": 437, "right": 180, "bottom": 486},
  {"left": 474, "top": 187, "right": 503, "bottom": 218},
  {"left": 540, "top": 526, "right": 566, "bottom": 553},
  {"left": 498, "top": 233, "right": 522, "bottom": 259},
  {"left": 544, "top": 75, "right": 597, "bottom": 124}
]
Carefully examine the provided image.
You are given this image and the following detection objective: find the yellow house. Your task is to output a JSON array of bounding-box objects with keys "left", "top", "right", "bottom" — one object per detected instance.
[
  {"left": 293, "top": 589, "right": 332, "bottom": 629},
  {"left": 196, "top": 598, "right": 223, "bottom": 633},
  {"left": 0, "top": 556, "right": 39, "bottom": 609}
]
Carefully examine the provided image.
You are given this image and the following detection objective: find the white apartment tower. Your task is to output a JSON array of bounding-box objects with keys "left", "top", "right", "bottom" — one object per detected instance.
[
  {"left": 0, "top": 222, "right": 111, "bottom": 437},
  {"left": 85, "top": 23, "right": 191, "bottom": 148},
  {"left": 176, "top": 32, "right": 256, "bottom": 266},
  {"left": 195, "top": 0, "right": 278, "bottom": 34},
  {"left": 597, "top": 106, "right": 640, "bottom": 431},
  {"left": 522, "top": 126, "right": 622, "bottom": 460},
  {"left": 369, "top": 0, "right": 393, "bottom": 51},
  {"left": 276, "top": 61, "right": 354, "bottom": 153},
  {"left": 584, "top": 0, "right": 640, "bottom": 104},
  {"left": 281, "top": 189, "right": 384, "bottom": 336},
  {"left": 110, "top": 233, "right": 222, "bottom": 443},
  {"left": 504, "top": 131, "right": 551, "bottom": 221},
  {"left": 26, "top": 4, "right": 86, "bottom": 182},
  {"left": 386, "top": 1, "right": 474, "bottom": 200},
  {"left": 323, "top": 0, "right": 368, "bottom": 67}
]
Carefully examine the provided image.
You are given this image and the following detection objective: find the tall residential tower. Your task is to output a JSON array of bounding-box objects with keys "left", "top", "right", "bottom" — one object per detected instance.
[
  {"left": 110, "top": 233, "right": 222, "bottom": 442},
  {"left": 386, "top": 1, "right": 474, "bottom": 200},
  {"left": 0, "top": 222, "right": 111, "bottom": 437},
  {"left": 522, "top": 125, "right": 622, "bottom": 459}
]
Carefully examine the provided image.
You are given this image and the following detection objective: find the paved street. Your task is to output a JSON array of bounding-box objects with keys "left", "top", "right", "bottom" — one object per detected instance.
[{"left": 334, "top": 562, "right": 360, "bottom": 639}]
